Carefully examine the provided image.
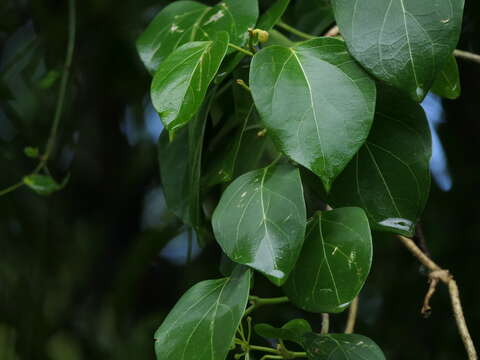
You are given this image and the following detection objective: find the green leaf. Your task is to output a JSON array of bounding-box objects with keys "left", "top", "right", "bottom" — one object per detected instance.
[
  {"left": 302, "top": 333, "right": 385, "bottom": 360},
  {"left": 327, "top": 87, "right": 432, "bottom": 236},
  {"left": 255, "top": 319, "right": 312, "bottom": 345},
  {"left": 294, "top": 0, "right": 334, "bottom": 36},
  {"left": 36, "top": 69, "right": 61, "bottom": 89},
  {"left": 151, "top": 32, "right": 229, "bottom": 137},
  {"left": 137, "top": 0, "right": 259, "bottom": 73},
  {"left": 23, "top": 174, "right": 68, "bottom": 196},
  {"left": 257, "top": 0, "right": 291, "bottom": 31},
  {"left": 283, "top": 208, "right": 372, "bottom": 313},
  {"left": 204, "top": 69, "right": 255, "bottom": 187},
  {"left": 212, "top": 163, "right": 306, "bottom": 286},
  {"left": 154, "top": 266, "right": 251, "bottom": 360},
  {"left": 23, "top": 146, "right": 39, "bottom": 158},
  {"left": 332, "top": 0, "right": 464, "bottom": 101},
  {"left": 158, "top": 90, "right": 214, "bottom": 235},
  {"left": 431, "top": 55, "right": 461, "bottom": 99},
  {"left": 250, "top": 37, "right": 376, "bottom": 191}
]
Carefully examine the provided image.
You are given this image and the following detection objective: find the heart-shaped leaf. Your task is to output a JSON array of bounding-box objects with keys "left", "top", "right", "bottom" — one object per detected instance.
[
  {"left": 283, "top": 207, "right": 372, "bottom": 313},
  {"left": 212, "top": 163, "right": 306, "bottom": 286},
  {"left": 151, "top": 32, "right": 229, "bottom": 137},
  {"left": 257, "top": 0, "right": 291, "bottom": 31},
  {"left": 332, "top": 0, "right": 464, "bottom": 101},
  {"left": 137, "top": 0, "right": 259, "bottom": 73},
  {"left": 154, "top": 266, "right": 251, "bottom": 360},
  {"left": 328, "top": 86, "right": 432, "bottom": 236},
  {"left": 302, "top": 333, "right": 385, "bottom": 360},
  {"left": 255, "top": 319, "right": 312, "bottom": 345},
  {"left": 250, "top": 37, "right": 376, "bottom": 191},
  {"left": 431, "top": 55, "right": 461, "bottom": 100}
]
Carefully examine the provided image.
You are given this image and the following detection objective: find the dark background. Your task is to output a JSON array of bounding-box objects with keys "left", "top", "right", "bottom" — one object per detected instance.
[{"left": 1, "top": 1, "right": 479, "bottom": 359}]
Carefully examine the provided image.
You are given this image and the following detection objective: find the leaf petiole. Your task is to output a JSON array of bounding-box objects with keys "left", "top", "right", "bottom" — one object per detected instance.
[{"left": 228, "top": 43, "right": 254, "bottom": 56}]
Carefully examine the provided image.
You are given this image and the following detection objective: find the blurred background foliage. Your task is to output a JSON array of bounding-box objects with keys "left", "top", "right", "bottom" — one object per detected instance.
[{"left": 0, "top": 0, "right": 479, "bottom": 359}]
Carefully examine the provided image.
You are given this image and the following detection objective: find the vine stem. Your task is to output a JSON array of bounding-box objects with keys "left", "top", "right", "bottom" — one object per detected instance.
[
  {"left": 344, "top": 296, "right": 359, "bottom": 334},
  {"left": 0, "top": 0, "right": 76, "bottom": 196},
  {"left": 244, "top": 296, "right": 289, "bottom": 316},
  {"left": 276, "top": 21, "right": 316, "bottom": 40},
  {"left": 454, "top": 49, "right": 480, "bottom": 64},
  {"left": 228, "top": 43, "right": 254, "bottom": 56},
  {"left": 398, "top": 235, "right": 478, "bottom": 360}
]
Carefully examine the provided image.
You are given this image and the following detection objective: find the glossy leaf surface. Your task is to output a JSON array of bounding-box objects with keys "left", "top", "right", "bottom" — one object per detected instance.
[
  {"left": 302, "top": 333, "right": 385, "bottom": 360},
  {"left": 328, "top": 87, "right": 432, "bottom": 236},
  {"left": 212, "top": 164, "right": 306, "bottom": 286},
  {"left": 250, "top": 37, "right": 376, "bottom": 191},
  {"left": 283, "top": 208, "right": 372, "bottom": 313},
  {"left": 332, "top": 0, "right": 464, "bottom": 101},
  {"left": 255, "top": 319, "right": 312, "bottom": 345},
  {"left": 137, "top": 0, "right": 259, "bottom": 73},
  {"left": 154, "top": 267, "right": 251, "bottom": 360},
  {"left": 431, "top": 55, "right": 461, "bottom": 99},
  {"left": 257, "top": 0, "right": 291, "bottom": 31},
  {"left": 151, "top": 32, "right": 228, "bottom": 137}
]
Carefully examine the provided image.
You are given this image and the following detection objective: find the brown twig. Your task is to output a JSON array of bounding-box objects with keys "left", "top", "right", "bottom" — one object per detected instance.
[
  {"left": 454, "top": 49, "right": 480, "bottom": 64},
  {"left": 344, "top": 296, "right": 359, "bottom": 334},
  {"left": 398, "top": 235, "right": 477, "bottom": 360}
]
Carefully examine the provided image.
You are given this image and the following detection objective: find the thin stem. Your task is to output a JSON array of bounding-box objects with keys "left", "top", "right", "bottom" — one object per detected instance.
[
  {"left": 398, "top": 235, "right": 478, "bottom": 360},
  {"left": 260, "top": 356, "right": 282, "bottom": 360},
  {"left": 454, "top": 49, "right": 480, "bottom": 64},
  {"left": 245, "top": 296, "right": 289, "bottom": 316},
  {"left": 236, "top": 79, "right": 251, "bottom": 92},
  {"left": 249, "top": 345, "right": 278, "bottom": 354},
  {"left": 345, "top": 296, "right": 359, "bottom": 334},
  {"left": 0, "top": 0, "right": 76, "bottom": 197},
  {"left": 228, "top": 43, "right": 254, "bottom": 57},
  {"left": 321, "top": 313, "right": 330, "bottom": 334},
  {"left": 43, "top": 0, "right": 76, "bottom": 163},
  {"left": 0, "top": 181, "right": 24, "bottom": 197},
  {"left": 276, "top": 21, "right": 315, "bottom": 40}
]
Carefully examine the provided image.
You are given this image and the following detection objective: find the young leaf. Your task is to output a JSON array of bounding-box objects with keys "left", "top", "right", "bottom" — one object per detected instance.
[
  {"left": 257, "top": 0, "right": 291, "bottom": 31},
  {"left": 24, "top": 146, "right": 39, "bottom": 158},
  {"left": 283, "top": 208, "right": 372, "bottom": 313},
  {"left": 23, "top": 174, "right": 69, "bottom": 196},
  {"left": 154, "top": 266, "right": 251, "bottom": 360},
  {"left": 255, "top": 319, "right": 312, "bottom": 345},
  {"left": 431, "top": 55, "right": 461, "bottom": 100},
  {"left": 332, "top": 0, "right": 464, "bottom": 101},
  {"left": 328, "top": 86, "right": 432, "bottom": 237},
  {"left": 250, "top": 37, "right": 376, "bottom": 192},
  {"left": 302, "top": 333, "right": 385, "bottom": 360},
  {"left": 212, "top": 163, "right": 306, "bottom": 286},
  {"left": 151, "top": 32, "right": 229, "bottom": 138},
  {"left": 137, "top": 0, "right": 259, "bottom": 73}
]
